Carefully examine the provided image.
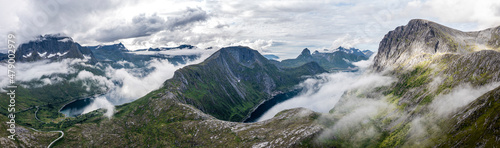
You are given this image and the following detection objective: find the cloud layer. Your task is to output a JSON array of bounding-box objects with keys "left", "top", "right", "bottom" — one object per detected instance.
[
  {"left": 256, "top": 56, "right": 395, "bottom": 121},
  {"left": 2, "top": 0, "right": 499, "bottom": 59}
]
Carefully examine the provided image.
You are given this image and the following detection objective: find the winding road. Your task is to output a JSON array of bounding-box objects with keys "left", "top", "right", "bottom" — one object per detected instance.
[
  {"left": 47, "top": 131, "right": 64, "bottom": 148},
  {"left": 32, "top": 106, "right": 65, "bottom": 148}
]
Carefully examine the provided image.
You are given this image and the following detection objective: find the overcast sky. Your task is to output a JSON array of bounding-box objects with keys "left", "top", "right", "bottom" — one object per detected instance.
[{"left": 1, "top": 0, "right": 499, "bottom": 59}]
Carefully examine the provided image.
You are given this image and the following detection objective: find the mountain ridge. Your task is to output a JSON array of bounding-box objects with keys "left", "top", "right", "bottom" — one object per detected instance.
[
  {"left": 15, "top": 34, "right": 97, "bottom": 63},
  {"left": 374, "top": 19, "right": 500, "bottom": 71},
  {"left": 164, "top": 46, "right": 326, "bottom": 121}
]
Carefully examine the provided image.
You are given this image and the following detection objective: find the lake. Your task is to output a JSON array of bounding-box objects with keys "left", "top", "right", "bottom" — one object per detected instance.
[
  {"left": 244, "top": 89, "right": 301, "bottom": 123},
  {"left": 59, "top": 98, "right": 95, "bottom": 117}
]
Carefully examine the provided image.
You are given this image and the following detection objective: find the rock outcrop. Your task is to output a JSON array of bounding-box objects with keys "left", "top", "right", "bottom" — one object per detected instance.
[{"left": 374, "top": 19, "right": 500, "bottom": 71}]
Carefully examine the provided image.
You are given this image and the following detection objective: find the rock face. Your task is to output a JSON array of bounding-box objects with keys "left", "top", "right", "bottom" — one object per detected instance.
[
  {"left": 15, "top": 34, "right": 97, "bottom": 63},
  {"left": 277, "top": 47, "right": 370, "bottom": 71},
  {"left": 86, "top": 42, "right": 129, "bottom": 62},
  {"left": 374, "top": 19, "right": 500, "bottom": 71},
  {"left": 164, "top": 46, "right": 326, "bottom": 121}
]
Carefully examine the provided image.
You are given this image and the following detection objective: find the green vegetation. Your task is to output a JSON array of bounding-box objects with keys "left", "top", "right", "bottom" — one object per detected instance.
[
  {"left": 386, "top": 65, "right": 432, "bottom": 99},
  {"left": 169, "top": 47, "right": 326, "bottom": 121},
  {"left": 437, "top": 86, "right": 500, "bottom": 147}
]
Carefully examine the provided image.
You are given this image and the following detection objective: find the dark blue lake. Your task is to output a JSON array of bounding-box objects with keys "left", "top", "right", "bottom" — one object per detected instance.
[
  {"left": 244, "top": 89, "right": 301, "bottom": 123},
  {"left": 60, "top": 98, "right": 94, "bottom": 117}
]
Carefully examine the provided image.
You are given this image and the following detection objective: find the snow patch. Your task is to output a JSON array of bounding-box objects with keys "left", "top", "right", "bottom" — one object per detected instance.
[
  {"left": 38, "top": 52, "right": 47, "bottom": 57},
  {"left": 23, "top": 52, "right": 32, "bottom": 58}
]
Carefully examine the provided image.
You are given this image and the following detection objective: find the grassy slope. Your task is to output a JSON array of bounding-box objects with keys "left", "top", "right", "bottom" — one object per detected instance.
[
  {"left": 316, "top": 50, "right": 500, "bottom": 147},
  {"left": 167, "top": 47, "right": 326, "bottom": 122},
  {"left": 437, "top": 86, "right": 500, "bottom": 147},
  {"left": 50, "top": 87, "right": 322, "bottom": 147}
]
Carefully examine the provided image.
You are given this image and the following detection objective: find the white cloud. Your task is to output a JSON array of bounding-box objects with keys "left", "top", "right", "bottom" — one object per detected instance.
[
  {"left": 82, "top": 96, "right": 115, "bottom": 118},
  {"left": 257, "top": 57, "right": 395, "bottom": 121},
  {"left": 104, "top": 49, "right": 213, "bottom": 105},
  {"left": 2, "top": 0, "right": 498, "bottom": 58},
  {"left": 406, "top": 0, "right": 500, "bottom": 30},
  {"left": 430, "top": 82, "right": 500, "bottom": 117}
]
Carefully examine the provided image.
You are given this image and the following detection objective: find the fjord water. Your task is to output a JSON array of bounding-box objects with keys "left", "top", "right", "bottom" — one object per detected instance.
[
  {"left": 60, "top": 98, "right": 94, "bottom": 117},
  {"left": 244, "top": 89, "right": 301, "bottom": 122}
]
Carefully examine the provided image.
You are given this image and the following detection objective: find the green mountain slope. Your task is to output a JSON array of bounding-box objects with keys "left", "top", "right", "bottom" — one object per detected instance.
[
  {"left": 318, "top": 19, "right": 500, "bottom": 147},
  {"left": 163, "top": 46, "right": 326, "bottom": 121}
]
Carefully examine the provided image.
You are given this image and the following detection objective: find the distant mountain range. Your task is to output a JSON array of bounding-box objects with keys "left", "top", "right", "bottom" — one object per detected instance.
[
  {"left": 86, "top": 43, "right": 199, "bottom": 68},
  {"left": 141, "top": 44, "right": 196, "bottom": 51},
  {"left": 274, "top": 47, "right": 372, "bottom": 71}
]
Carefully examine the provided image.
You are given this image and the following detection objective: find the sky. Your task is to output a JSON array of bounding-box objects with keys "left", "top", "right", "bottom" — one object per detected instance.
[{"left": 1, "top": 0, "right": 500, "bottom": 59}]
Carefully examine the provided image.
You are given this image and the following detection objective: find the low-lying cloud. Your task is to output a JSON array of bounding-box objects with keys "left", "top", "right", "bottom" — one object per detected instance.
[
  {"left": 430, "top": 82, "right": 500, "bottom": 117},
  {"left": 1, "top": 47, "right": 216, "bottom": 117},
  {"left": 257, "top": 56, "right": 395, "bottom": 121}
]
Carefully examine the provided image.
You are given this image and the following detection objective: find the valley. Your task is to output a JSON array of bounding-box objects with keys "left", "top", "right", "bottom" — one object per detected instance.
[{"left": 0, "top": 19, "right": 499, "bottom": 147}]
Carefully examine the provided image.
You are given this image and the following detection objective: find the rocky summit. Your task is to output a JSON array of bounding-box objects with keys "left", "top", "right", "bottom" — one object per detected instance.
[
  {"left": 15, "top": 34, "right": 97, "bottom": 63},
  {"left": 374, "top": 19, "right": 500, "bottom": 71}
]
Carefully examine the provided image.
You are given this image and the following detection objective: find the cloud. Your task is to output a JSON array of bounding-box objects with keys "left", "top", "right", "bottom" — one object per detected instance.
[
  {"left": 82, "top": 96, "right": 115, "bottom": 118},
  {"left": 167, "top": 7, "right": 209, "bottom": 30},
  {"left": 405, "top": 0, "right": 500, "bottom": 30},
  {"left": 73, "top": 70, "right": 114, "bottom": 92},
  {"left": 103, "top": 48, "right": 213, "bottom": 105},
  {"left": 3, "top": 0, "right": 498, "bottom": 58},
  {"left": 0, "top": 58, "right": 91, "bottom": 90},
  {"left": 256, "top": 57, "right": 395, "bottom": 121},
  {"left": 95, "top": 14, "right": 168, "bottom": 42},
  {"left": 94, "top": 8, "right": 209, "bottom": 42},
  {"left": 429, "top": 82, "right": 500, "bottom": 117}
]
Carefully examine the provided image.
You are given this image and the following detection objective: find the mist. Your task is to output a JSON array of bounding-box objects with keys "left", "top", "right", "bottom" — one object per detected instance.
[
  {"left": 0, "top": 47, "right": 216, "bottom": 117},
  {"left": 256, "top": 56, "right": 395, "bottom": 122}
]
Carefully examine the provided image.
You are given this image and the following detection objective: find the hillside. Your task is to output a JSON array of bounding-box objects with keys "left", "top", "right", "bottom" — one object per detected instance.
[
  {"left": 320, "top": 19, "right": 500, "bottom": 147},
  {"left": 163, "top": 46, "right": 326, "bottom": 121}
]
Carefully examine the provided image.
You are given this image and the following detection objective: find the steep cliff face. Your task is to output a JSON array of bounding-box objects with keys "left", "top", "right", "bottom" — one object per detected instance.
[
  {"left": 374, "top": 19, "right": 500, "bottom": 71},
  {"left": 15, "top": 34, "right": 97, "bottom": 63},
  {"left": 319, "top": 19, "right": 500, "bottom": 147},
  {"left": 164, "top": 46, "right": 326, "bottom": 121}
]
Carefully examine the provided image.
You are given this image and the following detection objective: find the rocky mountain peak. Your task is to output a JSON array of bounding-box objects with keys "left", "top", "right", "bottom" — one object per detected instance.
[
  {"left": 297, "top": 48, "right": 312, "bottom": 60},
  {"left": 301, "top": 48, "right": 311, "bottom": 55},
  {"left": 373, "top": 19, "right": 500, "bottom": 71},
  {"left": 207, "top": 46, "right": 267, "bottom": 68},
  {"left": 15, "top": 34, "right": 96, "bottom": 63}
]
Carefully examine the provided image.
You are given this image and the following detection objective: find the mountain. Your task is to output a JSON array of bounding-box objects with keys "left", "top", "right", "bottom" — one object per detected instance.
[
  {"left": 145, "top": 44, "right": 195, "bottom": 51},
  {"left": 276, "top": 47, "right": 370, "bottom": 71},
  {"left": 86, "top": 43, "right": 200, "bottom": 67},
  {"left": 163, "top": 46, "right": 326, "bottom": 121},
  {"left": 86, "top": 42, "right": 130, "bottom": 62},
  {"left": 362, "top": 50, "right": 374, "bottom": 57},
  {"left": 374, "top": 19, "right": 500, "bottom": 71},
  {"left": 0, "top": 46, "right": 326, "bottom": 147},
  {"left": 0, "top": 53, "right": 7, "bottom": 61},
  {"left": 3, "top": 20, "right": 499, "bottom": 147},
  {"left": 321, "top": 19, "right": 500, "bottom": 147},
  {"left": 15, "top": 34, "right": 97, "bottom": 63}
]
